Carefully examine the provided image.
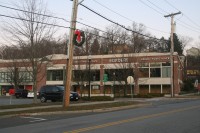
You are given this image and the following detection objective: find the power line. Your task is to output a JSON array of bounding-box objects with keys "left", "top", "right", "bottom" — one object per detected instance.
[
  {"left": 92, "top": 0, "right": 169, "bottom": 34},
  {"left": 0, "top": 2, "right": 168, "bottom": 43},
  {"left": 177, "top": 20, "right": 200, "bottom": 32},
  {"left": 0, "top": 3, "right": 167, "bottom": 43},
  {"left": 177, "top": 22, "right": 200, "bottom": 34},
  {"left": 0, "top": 14, "right": 167, "bottom": 52},
  {"left": 0, "top": 13, "right": 112, "bottom": 41},
  {"left": 80, "top": 3, "right": 167, "bottom": 42},
  {"left": 93, "top": 0, "right": 132, "bottom": 22},
  {"left": 138, "top": 0, "right": 164, "bottom": 16},
  {"left": 140, "top": 0, "right": 200, "bottom": 34},
  {"left": 0, "top": 14, "right": 70, "bottom": 29},
  {"left": 0, "top": 4, "right": 70, "bottom": 23},
  {"left": 76, "top": 21, "right": 126, "bottom": 39},
  {"left": 164, "top": 0, "right": 200, "bottom": 30},
  {"left": 163, "top": 0, "right": 180, "bottom": 11},
  {"left": 0, "top": 3, "right": 142, "bottom": 41},
  {"left": 146, "top": 0, "right": 169, "bottom": 14}
]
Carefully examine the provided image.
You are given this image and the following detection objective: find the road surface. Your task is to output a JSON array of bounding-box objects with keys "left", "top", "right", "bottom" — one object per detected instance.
[{"left": 0, "top": 98, "right": 200, "bottom": 133}]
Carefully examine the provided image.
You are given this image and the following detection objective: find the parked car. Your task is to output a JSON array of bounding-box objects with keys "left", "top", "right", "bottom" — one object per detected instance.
[
  {"left": 27, "top": 91, "right": 39, "bottom": 98},
  {"left": 15, "top": 89, "right": 28, "bottom": 98},
  {"left": 38, "top": 85, "right": 79, "bottom": 103}
]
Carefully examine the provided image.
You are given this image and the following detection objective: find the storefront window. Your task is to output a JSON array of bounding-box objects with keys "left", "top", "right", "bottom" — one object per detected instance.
[
  {"left": 19, "top": 71, "right": 33, "bottom": 82},
  {"left": 162, "top": 67, "right": 171, "bottom": 77},
  {"left": 139, "top": 68, "right": 149, "bottom": 78},
  {"left": 150, "top": 85, "right": 161, "bottom": 93},
  {"left": 73, "top": 70, "right": 100, "bottom": 81},
  {"left": 150, "top": 63, "right": 160, "bottom": 67},
  {"left": 0, "top": 72, "right": 5, "bottom": 83},
  {"left": 150, "top": 68, "right": 161, "bottom": 77},
  {"left": 47, "top": 70, "right": 63, "bottom": 81}
]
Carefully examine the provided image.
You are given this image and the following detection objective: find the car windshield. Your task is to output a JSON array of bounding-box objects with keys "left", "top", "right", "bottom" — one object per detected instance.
[{"left": 57, "top": 86, "right": 64, "bottom": 91}]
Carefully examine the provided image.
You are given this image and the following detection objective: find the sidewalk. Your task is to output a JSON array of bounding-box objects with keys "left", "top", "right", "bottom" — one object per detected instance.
[
  {"left": 1, "top": 96, "right": 199, "bottom": 115},
  {"left": 0, "top": 98, "right": 149, "bottom": 114}
]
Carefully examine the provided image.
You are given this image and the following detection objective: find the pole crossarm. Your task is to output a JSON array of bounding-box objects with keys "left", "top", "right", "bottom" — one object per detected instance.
[{"left": 164, "top": 11, "right": 181, "bottom": 18}]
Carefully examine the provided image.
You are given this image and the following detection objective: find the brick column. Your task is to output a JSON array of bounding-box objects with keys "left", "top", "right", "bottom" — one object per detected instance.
[
  {"left": 100, "top": 64, "right": 104, "bottom": 94},
  {"left": 173, "top": 61, "right": 179, "bottom": 95},
  {"left": 37, "top": 63, "right": 47, "bottom": 91}
]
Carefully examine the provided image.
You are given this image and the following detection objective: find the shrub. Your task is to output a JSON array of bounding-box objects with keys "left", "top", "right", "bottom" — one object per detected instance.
[
  {"left": 125, "top": 93, "right": 164, "bottom": 98},
  {"left": 81, "top": 96, "right": 114, "bottom": 101},
  {"left": 182, "top": 79, "right": 195, "bottom": 92}
]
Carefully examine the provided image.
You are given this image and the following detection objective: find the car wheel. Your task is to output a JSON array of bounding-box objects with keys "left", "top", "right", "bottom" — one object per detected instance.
[
  {"left": 40, "top": 96, "right": 47, "bottom": 103},
  {"left": 16, "top": 95, "right": 20, "bottom": 99}
]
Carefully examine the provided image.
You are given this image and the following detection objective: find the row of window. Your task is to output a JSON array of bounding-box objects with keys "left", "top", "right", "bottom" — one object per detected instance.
[
  {"left": 46, "top": 62, "right": 171, "bottom": 81},
  {"left": 0, "top": 62, "right": 172, "bottom": 83},
  {"left": 0, "top": 71, "right": 33, "bottom": 83}
]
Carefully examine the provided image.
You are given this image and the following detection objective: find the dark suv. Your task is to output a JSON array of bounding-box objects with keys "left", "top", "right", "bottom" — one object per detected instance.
[
  {"left": 38, "top": 85, "right": 79, "bottom": 102},
  {"left": 15, "top": 89, "right": 28, "bottom": 98}
]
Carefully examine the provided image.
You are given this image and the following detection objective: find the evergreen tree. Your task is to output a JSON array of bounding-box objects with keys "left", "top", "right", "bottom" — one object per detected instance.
[{"left": 167, "top": 33, "right": 183, "bottom": 55}]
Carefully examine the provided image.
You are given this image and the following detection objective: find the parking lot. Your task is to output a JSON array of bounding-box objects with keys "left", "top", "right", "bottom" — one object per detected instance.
[{"left": 0, "top": 96, "right": 41, "bottom": 106}]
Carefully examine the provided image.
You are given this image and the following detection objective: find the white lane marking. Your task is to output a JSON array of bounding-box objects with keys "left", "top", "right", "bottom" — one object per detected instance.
[{"left": 21, "top": 116, "right": 47, "bottom": 122}]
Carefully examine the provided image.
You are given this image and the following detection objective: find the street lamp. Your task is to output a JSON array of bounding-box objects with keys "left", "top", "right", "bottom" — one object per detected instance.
[{"left": 88, "top": 55, "right": 91, "bottom": 98}]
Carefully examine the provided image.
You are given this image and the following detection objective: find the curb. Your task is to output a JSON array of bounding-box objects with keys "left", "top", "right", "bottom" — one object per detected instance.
[
  {"left": 24, "top": 103, "right": 151, "bottom": 116},
  {"left": 0, "top": 103, "right": 151, "bottom": 118}
]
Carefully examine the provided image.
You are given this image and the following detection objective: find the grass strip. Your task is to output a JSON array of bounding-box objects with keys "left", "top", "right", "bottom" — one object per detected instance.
[{"left": 0, "top": 101, "right": 140, "bottom": 116}]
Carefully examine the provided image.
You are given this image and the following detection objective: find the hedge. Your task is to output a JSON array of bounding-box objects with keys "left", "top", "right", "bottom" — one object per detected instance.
[{"left": 81, "top": 96, "right": 114, "bottom": 101}]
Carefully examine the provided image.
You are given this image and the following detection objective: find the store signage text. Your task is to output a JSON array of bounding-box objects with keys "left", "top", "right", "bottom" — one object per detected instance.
[
  {"left": 109, "top": 58, "right": 128, "bottom": 63},
  {"left": 141, "top": 57, "right": 170, "bottom": 61}
]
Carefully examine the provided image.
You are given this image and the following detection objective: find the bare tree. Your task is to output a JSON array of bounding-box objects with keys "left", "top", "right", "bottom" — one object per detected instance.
[
  {"left": 2, "top": 0, "right": 57, "bottom": 103},
  {"left": 179, "top": 35, "right": 193, "bottom": 54},
  {"left": 102, "top": 25, "right": 124, "bottom": 54}
]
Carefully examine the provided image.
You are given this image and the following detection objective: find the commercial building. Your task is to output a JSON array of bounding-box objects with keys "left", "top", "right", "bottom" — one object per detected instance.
[{"left": 0, "top": 52, "right": 184, "bottom": 96}]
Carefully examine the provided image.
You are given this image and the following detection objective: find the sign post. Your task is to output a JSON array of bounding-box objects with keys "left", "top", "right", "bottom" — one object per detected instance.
[{"left": 127, "top": 76, "right": 134, "bottom": 100}]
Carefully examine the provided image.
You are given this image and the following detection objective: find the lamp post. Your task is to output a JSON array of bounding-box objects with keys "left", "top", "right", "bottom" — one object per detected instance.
[{"left": 88, "top": 55, "right": 91, "bottom": 98}]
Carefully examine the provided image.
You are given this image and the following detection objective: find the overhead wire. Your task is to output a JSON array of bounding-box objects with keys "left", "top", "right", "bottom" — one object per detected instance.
[
  {"left": 139, "top": 0, "right": 200, "bottom": 35},
  {"left": 0, "top": 13, "right": 111, "bottom": 40},
  {"left": 0, "top": 4, "right": 110, "bottom": 40},
  {"left": 0, "top": 4, "right": 70, "bottom": 23},
  {"left": 138, "top": 0, "right": 164, "bottom": 16},
  {"left": 0, "top": 4, "right": 134, "bottom": 39},
  {"left": 92, "top": 0, "right": 169, "bottom": 34},
  {"left": 79, "top": 3, "right": 168, "bottom": 42},
  {"left": 146, "top": 0, "right": 169, "bottom": 14},
  {"left": 0, "top": 3, "right": 168, "bottom": 45},
  {"left": 164, "top": 0, "right": 200, "bottom": 31},
  {"left": 0, "top": 14, "right": 70, "bottom": 29}
]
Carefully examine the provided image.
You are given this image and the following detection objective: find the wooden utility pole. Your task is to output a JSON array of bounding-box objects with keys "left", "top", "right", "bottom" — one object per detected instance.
[
  {"left": 63, "top": 0, "right": 79, "bottom": 108},
  {"left": 164, "top": 11, "right": 181, "bottom": 97}
]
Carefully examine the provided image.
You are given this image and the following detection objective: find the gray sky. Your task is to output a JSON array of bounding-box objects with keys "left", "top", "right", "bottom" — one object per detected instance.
[{"left": 0, "top": 0, "right": 200, "bottom": 49}]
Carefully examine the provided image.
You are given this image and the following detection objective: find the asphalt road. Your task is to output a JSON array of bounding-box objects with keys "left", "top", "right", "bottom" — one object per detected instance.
[{"left": 0, "top": 98, "right": 200, "bottom": 133}]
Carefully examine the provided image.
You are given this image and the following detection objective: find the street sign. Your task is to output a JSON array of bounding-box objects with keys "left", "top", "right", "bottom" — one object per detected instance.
[{"left": 127, "top": 76, "right": 134, "bottom": 84}]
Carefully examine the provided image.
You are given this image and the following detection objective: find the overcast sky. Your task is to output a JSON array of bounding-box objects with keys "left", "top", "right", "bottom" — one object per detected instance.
[{"left": 0, "top": 0, "right": 200, "bottom": 49}]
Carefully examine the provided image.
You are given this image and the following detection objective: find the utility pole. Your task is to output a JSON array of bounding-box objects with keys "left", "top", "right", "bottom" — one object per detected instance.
[
  {"left": 164, "top": 11, "right": 181, "bottom": 98},
  {"left": 63, "top": 0, "right": 79, "bottom": 108}
]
